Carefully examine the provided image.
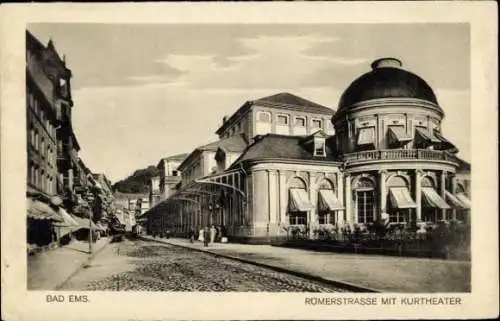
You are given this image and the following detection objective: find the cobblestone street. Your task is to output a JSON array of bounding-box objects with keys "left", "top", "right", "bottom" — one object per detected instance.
[{"left": 60, "top": 237, "right": 349, "bottom": 292}]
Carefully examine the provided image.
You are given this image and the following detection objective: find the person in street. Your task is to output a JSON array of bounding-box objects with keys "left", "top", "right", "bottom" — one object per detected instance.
[
  {"left": 203, "top": 225, "right": 210, "bottom": 247},
  {"left": 210, "top": 225, "right": 216, "bottom": 243},
  {"left": 189, "top": 228, "right": 195, "bottom": 243}
]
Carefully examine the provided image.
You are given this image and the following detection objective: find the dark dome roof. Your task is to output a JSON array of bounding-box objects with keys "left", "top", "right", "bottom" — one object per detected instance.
[{"left": 338, "top": 58, "right": 439, "bottom": 110}]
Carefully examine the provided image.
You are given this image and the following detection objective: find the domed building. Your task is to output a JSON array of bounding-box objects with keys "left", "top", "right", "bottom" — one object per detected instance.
[{"left": 147, "top": 58, "right": 471, "bottom": 244}]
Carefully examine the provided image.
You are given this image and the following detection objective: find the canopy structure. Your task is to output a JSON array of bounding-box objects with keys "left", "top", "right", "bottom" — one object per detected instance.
[
  {"left": 71, "top": 215, "right": 101, "bottom": 230},
  {"left": 415, "top": 127, "right": 441, "bottom": 144},
  {"left": 289, "top": 188, "right": 314, "bottom": 212},
  {"left": 455, "top": 193, "right": 471, "bottom": 209},
  {"left": 27, "top": 198, "right": 63, "bottom": 222},
  {"left": 318, "top": 189, "right": 343, "bottom": 211},
  {"left": 421, "top": 187, "right": 451, "bottom": 209},
  {"left": 444, "top": 191, "right": 466, "bottom": 209},
  {"left": 357, "top": 127, "right": 376, "bottom": 147},
  {"left": 388, "top": 126, "right": 412, "bottom": 146},
  {"left": 389, "top": 187, "right": 417, "bottom": 209},
  {"left": 53, "top": 208, "right": 80, "bottom": 227}
]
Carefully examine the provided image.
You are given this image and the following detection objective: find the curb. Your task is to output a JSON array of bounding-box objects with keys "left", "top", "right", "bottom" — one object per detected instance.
[
  {"left": 53, "top": 238, "right": 112, "bottom": 290},
  {"left": 140, "top": 236, "right": 380, "bottom": 293}
]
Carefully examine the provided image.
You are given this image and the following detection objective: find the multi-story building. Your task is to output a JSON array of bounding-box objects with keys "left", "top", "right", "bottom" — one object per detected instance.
[
  {"left": 147, "top": 58, "right": 471, "bottom": 243},
  {"left": 157, "top": 153, "right": 189, "bottom": 200},
  {"left": 26, "top": 31, "right": 65, "bottom": 247}
]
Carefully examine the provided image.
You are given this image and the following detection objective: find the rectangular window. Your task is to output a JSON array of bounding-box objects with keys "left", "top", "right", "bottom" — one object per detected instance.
[
  {"left": 295, "top": 117, "right": 306, "bottom": 127},
  {"left": 318, "top": 213, "right": 334, "bottom": 225},
  {"left": 277, "top": 115, "right": 289, "bottom": 125},
  {"left": 312, "top": 119, "right": 323, "bottom": 129},
  {"left": 258, "top": 111, "right": 271, "bottom": 123},
  {"left": 314, "top": 139, "right": 326, "bottom": 157},
  {"left": 289, "top": 212, "right": 307, "bottom": 225},
  {"left": 357, "top": 191, "right": 375, "bottom": 224}
]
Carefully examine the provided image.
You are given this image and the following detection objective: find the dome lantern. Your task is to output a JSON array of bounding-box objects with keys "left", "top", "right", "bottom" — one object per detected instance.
[{"left": 371, "top": 57, "right": 402, "bottom": 69}]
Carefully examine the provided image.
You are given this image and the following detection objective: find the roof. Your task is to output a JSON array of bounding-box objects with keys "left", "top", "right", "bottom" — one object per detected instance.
[
  {"left": 338, "top": 58, "right": 439, "bottom": 111},
  {"left": 178, "top": 134, "right": 249, "bottom": 171},
  {"left": 113, "top": 192, "right": 149, "bottom": 200},
  {"left": 455, "top": 157, "right": 471, "bottom": 173},
  {"left": 229, "top": 133, "right": 340, "bottom": 169},
  {"left": 162, "top": 153, "right": 189, "bottom": 162},
  {"left": 215, "top": 92, "right": 335, "bottom": 135}
]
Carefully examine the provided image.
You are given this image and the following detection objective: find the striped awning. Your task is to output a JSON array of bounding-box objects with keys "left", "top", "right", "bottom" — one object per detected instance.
[
  {"left": 318, "top": 189, "right": 343, "bottom": 211},
  {"left": 388, "top": 127, "right": 412, "bottom": 143},
  {"left": 455, "top": 193, "right": 471, "bottom": 209},
  {"left": 445, "top": 191, "right": 466, "bottom": 209},
  {"left": 27, "top": 199, "right": 63, "bottom": 222},
  {"left": 71, "top": 215, "right": 101, "bottom": 230},
  {"left": 289, "top": 189, "right": 313, "bottom": 212},
  {"left": 53, "top": 208, "right": 80, "bottom": 227},
  {"left": 357, "top": 127, "right": 376, "bottom": 147},
  {"left": 422, "top": 187, "right": 451, "bottom": 209},
  {"left": 433, "top": 130, "right": 457, "bottom": 150},
  {"left": 389, "top": 187, "right": 417, "bottom": 208},
  {"left": 415, "top": 127, "right": 441, "bottom": 144}
]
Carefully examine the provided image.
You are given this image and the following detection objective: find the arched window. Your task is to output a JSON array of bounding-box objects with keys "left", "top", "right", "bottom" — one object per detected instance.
[
  {"left": 421, "top": 176, "right": 434, "bottom": 188},
  {"left": 354, "top": 177, "right": 376, "bottom": 224}
]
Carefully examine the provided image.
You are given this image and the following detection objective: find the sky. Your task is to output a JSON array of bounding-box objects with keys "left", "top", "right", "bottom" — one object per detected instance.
[{"left": 28, "top": 23, "right": 470, "bottom": 183}]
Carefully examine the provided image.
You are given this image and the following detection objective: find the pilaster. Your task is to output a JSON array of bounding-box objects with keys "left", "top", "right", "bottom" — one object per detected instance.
[
  {"left": 415, "top": 169, "right": 423, "bottom": 222},
  {"left": 279, "top": 170, "right": 287, "bottom": 226},
  {"left": 308, "top": 172, "right": 318, "bottom": 238},
  {"left": 451, "top": 174, "right": 457, "bottom": 220},
  {"left": 336, "top": 173, "right": 345, "bottom": 225},
  {"left": 344, "top": 174, "right": 352, "bottom": 224},
  {"left": 379, "top": 169, "right": 388, "bottom": 217},
  {"left": 441, "top": 171, "right": 447, "bottom": 221}
]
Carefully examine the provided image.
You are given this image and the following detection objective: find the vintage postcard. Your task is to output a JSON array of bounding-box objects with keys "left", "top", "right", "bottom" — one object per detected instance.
[{"left": 1, "top": 2, "right": 498, "bottom": 320}]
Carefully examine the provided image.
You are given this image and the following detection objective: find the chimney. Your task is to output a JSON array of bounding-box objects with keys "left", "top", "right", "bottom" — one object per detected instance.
[
  {"left": 222, "top": 115, "right": 229, "bottom": 124},
  {"left": 371, "top": 57, "right": 402, "bottom": 70}
]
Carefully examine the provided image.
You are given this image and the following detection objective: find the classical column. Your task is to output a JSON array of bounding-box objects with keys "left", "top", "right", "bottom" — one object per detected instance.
[
  {"left": 415, "top": 170, "right": 423, "bottom": 222},
  {"left": 344, "top": 174, "right": 352, "bottom": 224},
  {"left": 378, "top": 169, "right": 388, "bottom": 218},
  {"left": 336, "top": 173, "right": 344, "bottom": 226},
  {"left": 441, "top": 171, "right": 447, "bottom": 221}
]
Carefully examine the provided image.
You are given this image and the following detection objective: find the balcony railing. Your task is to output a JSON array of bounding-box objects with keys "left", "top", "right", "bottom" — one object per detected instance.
[{"left": 343, "top": 149, "right": 459, "bottom": 164}]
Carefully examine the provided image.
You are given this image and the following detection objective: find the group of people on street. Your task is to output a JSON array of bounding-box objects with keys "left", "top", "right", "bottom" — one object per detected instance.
[{"left": 187, "top": 225, "right": 225, "bottom": 247}]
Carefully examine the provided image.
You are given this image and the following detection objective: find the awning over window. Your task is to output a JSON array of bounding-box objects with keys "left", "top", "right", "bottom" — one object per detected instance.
[
  {"left": 318, "top": 189, "right": 343, "bottom": 211},
  {"left": 289, "top": 188, "right": 313, "bottom": 212},
  {"left": 71, "top": 215, "right": 100, "bottom": 230},
  {"left": 389, "top": 187, "right": 417, "bottom": 208},
  {"left": 357, "top": 127, "right": 376, "bottom": 147},
  {"left": 433, "top": 130, "right": 457, "bottom": 150},
  {"left": 422, "top": 187, "right": 451, "bottom": 209},
  {"left": 54, "top": 208, "right": 80, "bottom": 227},
  {"left": 445, "top": 191, "right": 466, "bottom": 209},
  {"left": 27, "top": 198, "right": 63, "bottom": 222},
  {"left": 388, "top": 127, "right": 412, "bottom": 144},
  {"left": 455, "top": 193, "right": 471, "bottom": 209},
  {"left": 415, "top": 127, "right": 441, "bottom": 144}
]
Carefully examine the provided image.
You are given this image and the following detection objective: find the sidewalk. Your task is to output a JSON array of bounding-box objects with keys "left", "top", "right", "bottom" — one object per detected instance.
[
  {"left": 28, "top": 237, "right": 111, "bottom": 290},
  {"left": 142, "top": 236, "right": 470, "bottom": 293}
]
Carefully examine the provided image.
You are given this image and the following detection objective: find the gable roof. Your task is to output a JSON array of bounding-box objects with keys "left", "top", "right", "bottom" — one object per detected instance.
[
  {"left": 163, "top": 153, "right": 189, "bottom": 162},
  {"left": 215, "top": 92, "right": 335, "bottom": 135},
  {"left": 178, "top": 134, "right": 249, "bottom": 171},
  {"left": 229, "top": 133, "right": 340, "bottom": 169}
]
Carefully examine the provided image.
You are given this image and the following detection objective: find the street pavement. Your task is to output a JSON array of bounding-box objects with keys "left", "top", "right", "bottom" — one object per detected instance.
[
  {"left": 60, "top": 237, "right": 349, "bottom": 292},
  {"left": 28, "top": 237, "right": 110, "bottom": 290},
  {"left": 144, "top": 236, "right": 471, "bottom": 293}
]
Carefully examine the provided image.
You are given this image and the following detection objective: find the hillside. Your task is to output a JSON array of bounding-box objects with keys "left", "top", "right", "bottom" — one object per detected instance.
[{"left": 112, "top": 165, "right": 160, "bottom": 193}]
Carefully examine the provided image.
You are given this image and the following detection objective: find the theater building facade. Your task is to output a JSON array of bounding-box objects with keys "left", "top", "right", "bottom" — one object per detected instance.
[{"left": 147, "top": 58, "right": 471, "bottom": 243}]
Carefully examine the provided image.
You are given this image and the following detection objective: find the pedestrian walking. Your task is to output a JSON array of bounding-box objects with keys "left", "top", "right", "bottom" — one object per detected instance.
[
  {"left": 210, "top": 225, "right": 216, "bottom": 243},
  {"left": 203, "top": 225, "right": 210, "bottom": 247},
  {"left": 189, "top": 228, "right": 195, "bottom": 243}
]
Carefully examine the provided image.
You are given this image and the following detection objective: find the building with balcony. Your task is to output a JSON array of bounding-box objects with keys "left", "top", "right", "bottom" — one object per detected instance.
[{"left": 146, "top": 58, "right": 470, "bottom": 243}]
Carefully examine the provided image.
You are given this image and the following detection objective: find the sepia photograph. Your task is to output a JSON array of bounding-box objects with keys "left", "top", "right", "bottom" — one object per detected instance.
[{"left": 1, "top": 2, "right": 498, "bottom": 320}]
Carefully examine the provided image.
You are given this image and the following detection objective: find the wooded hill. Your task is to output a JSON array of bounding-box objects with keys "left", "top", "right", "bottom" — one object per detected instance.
[{"left": 112, "top": 165, "right": 159, "bottom": 194}]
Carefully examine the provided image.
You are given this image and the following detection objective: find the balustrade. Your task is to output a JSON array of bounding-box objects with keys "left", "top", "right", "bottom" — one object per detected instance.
[{"left": 343, "top": 149, "right": 458, "bottom": 164}]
